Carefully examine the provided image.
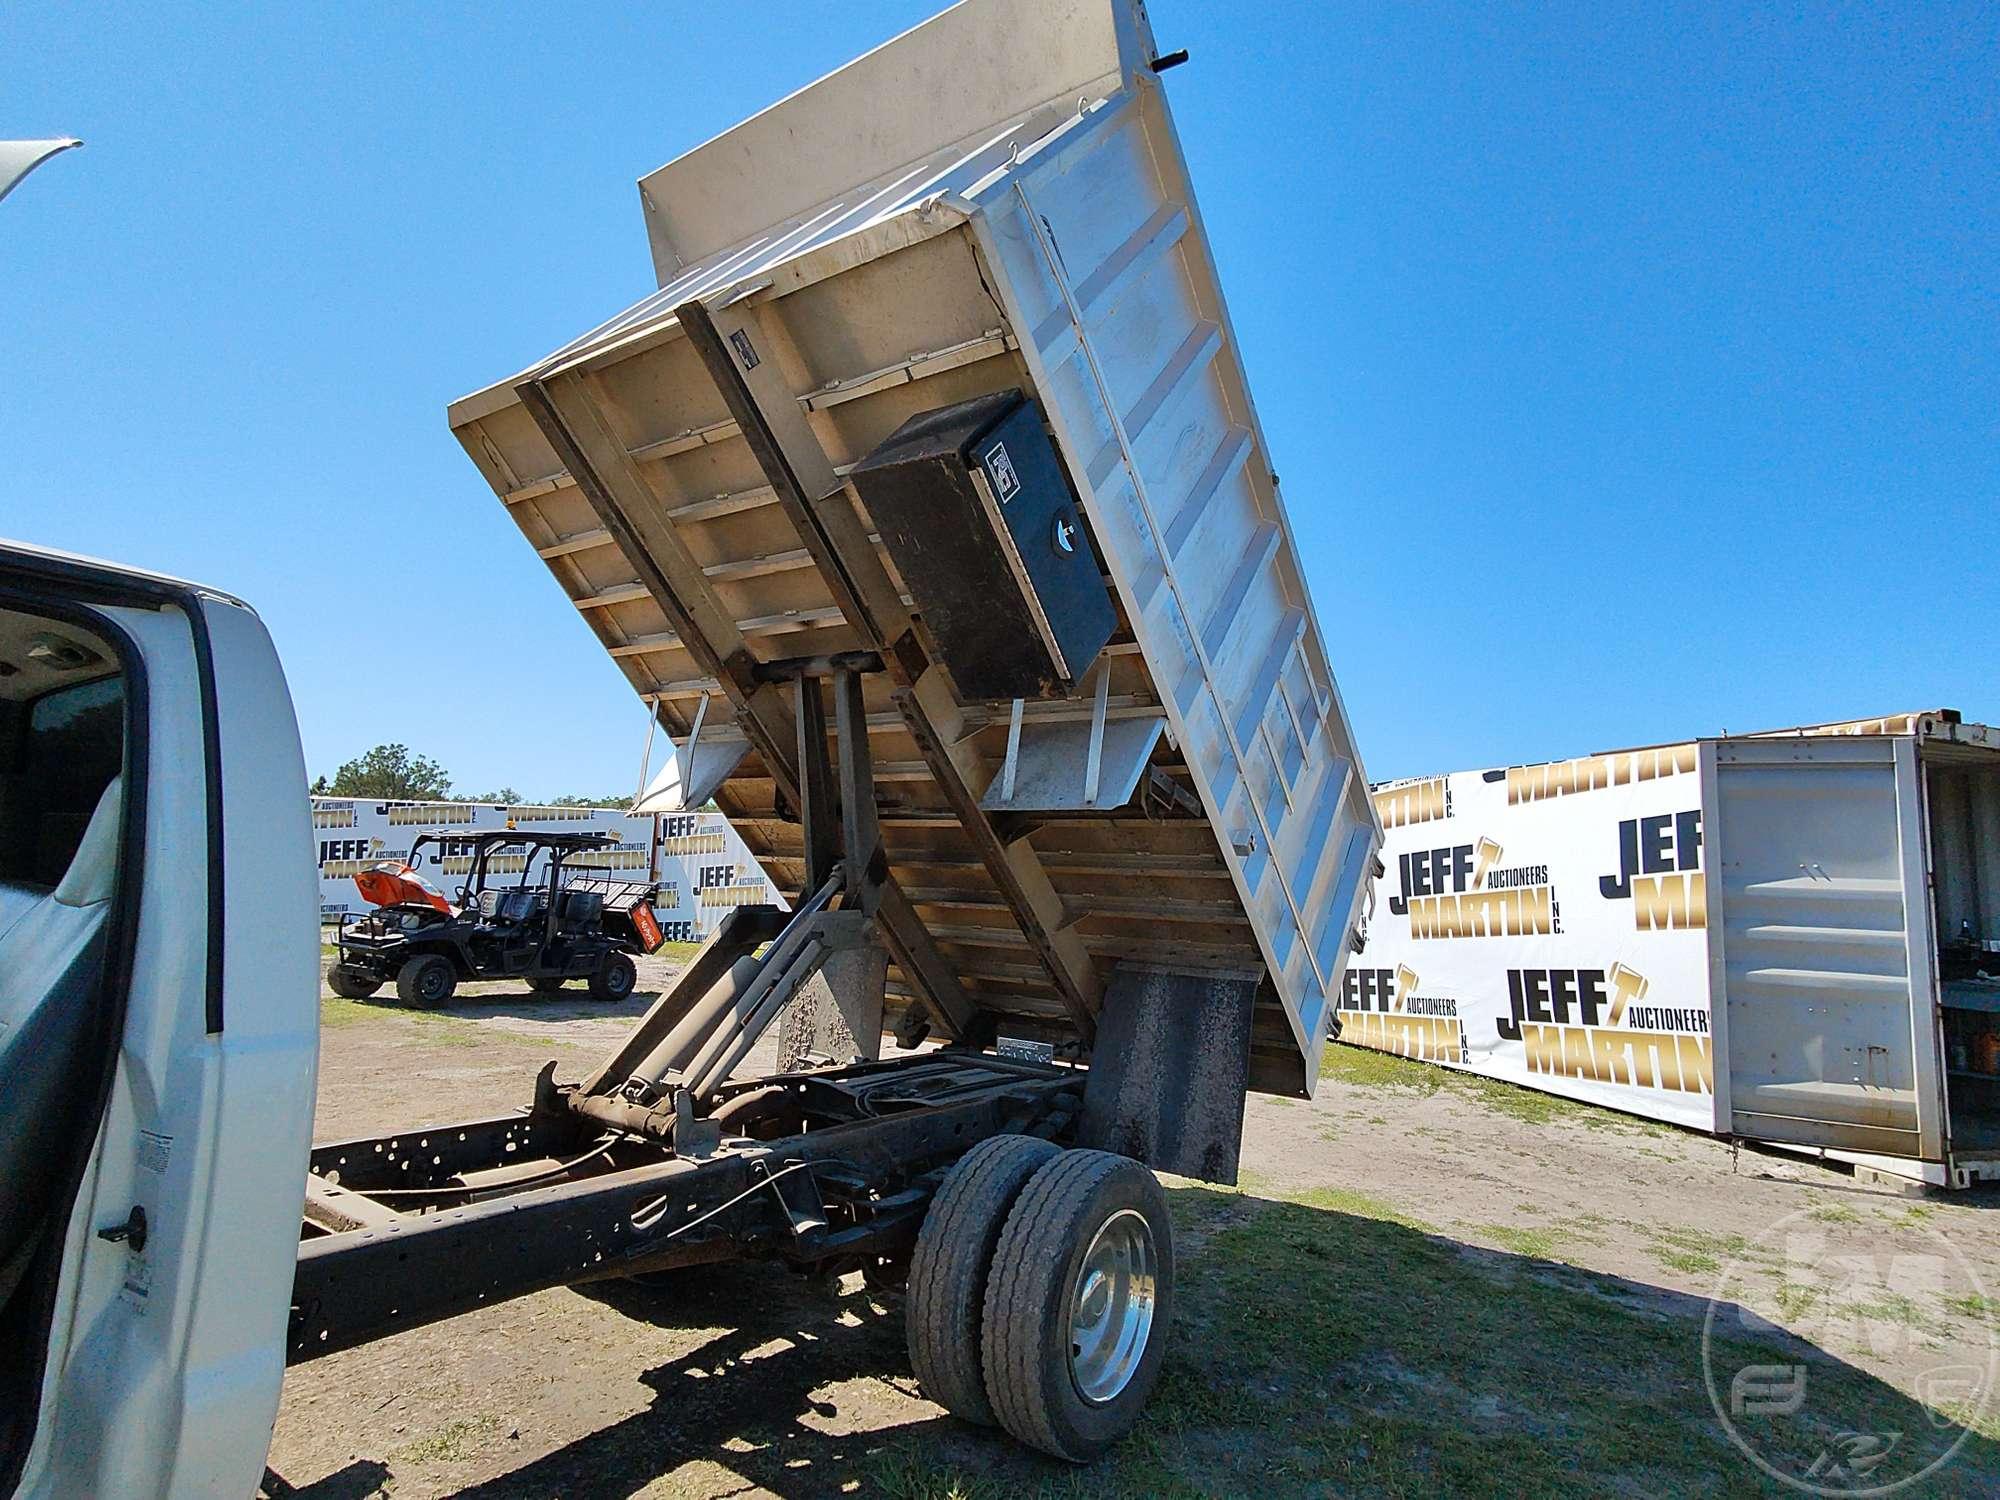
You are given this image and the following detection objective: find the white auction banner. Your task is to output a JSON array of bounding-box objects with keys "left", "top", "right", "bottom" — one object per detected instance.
[
  {"left": 311, "top": 799, "right": 777, "bottom": 943},
  {"left": 1344, "top": 743, "right": 1718, "bottom": 1131}
]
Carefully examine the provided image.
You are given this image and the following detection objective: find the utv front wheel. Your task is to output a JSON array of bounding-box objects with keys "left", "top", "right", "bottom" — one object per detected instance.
[
  {"left": 326, "top": 965, "right": 382, "bottom": 999},
  {"left": 396, "top": 954, "right": 457, "bottom": 1007},
  {"left": 590, "top": 952, "right": 638, "bottom": 1002}
]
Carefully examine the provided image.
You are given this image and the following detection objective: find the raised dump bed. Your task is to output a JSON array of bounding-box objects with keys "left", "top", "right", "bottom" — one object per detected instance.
[{"left": 448, "top": 0, "right": 1380, "bottom": 1097}]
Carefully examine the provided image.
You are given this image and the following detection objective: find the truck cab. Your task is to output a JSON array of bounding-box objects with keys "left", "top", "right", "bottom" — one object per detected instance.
[{"left": 0, "top": 543, "right": 318, "bottom": 1500}]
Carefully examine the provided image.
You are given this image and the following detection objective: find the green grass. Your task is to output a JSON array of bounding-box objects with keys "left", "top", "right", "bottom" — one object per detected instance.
[
  {"left": 397, "top": 1417, "right": 495, "bottom": 1466},
  {"left": 1848, "top": 1291, "right": 1944, "bottom": 1334},
  {"left": 1318, "top": 1041, "right": 1674, "bottom": 1134},
  {"left": 1946, "top": 1293, "right": 2000, "bottom": 1324},
  {"left": 1316, "top": 1042, "right": 1449, "bottom": 1093},
  {"left": 1641, "top": 1224, "right": 1753, "bottom": 1278},
  {"left": 868, "top": 1182, "right": 2000, "bottom": 1497},
  {"left": 1460, "top": 1212, "right": 1615, "bottom": 1266},
  {"left": 1468, "top": 1222, "right": 1560, "bottom": 1260},
  {"left": 317, "top": 995, "right": 377, "bottom": 1028},
  {"left": 317, "top": 992, "right": 500, "bottom": 1048},
  {"left": 1286, "top": 1184, "right": 1434, "bottom": 1235},
  {"left": 1773, "top": 1282, "right": 1822, "bottom": 1323}
]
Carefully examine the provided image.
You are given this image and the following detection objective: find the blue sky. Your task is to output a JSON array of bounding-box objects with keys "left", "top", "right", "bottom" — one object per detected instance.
[{"left": 4, "top": 1, "right": 1993, "bottom": 794}]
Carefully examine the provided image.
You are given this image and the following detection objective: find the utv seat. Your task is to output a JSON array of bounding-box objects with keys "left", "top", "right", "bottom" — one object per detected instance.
[
  {"left": 558, "top": 889, "right": 603, "bottom": 927},
  {"left": 479, "top": 888, "right": 541, "bottom": 925},
  {"left": 0, "top": 779, "right": 122, "bottom": 1288}
]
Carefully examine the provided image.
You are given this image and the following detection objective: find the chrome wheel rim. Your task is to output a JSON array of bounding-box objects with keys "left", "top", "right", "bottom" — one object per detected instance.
[{"left": 1067, "top": 1208, "right": 1158, "bottom": 1404}]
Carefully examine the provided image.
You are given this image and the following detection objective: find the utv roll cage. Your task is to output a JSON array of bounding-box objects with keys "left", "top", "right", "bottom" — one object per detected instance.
[{"left": 413, "top": 827, "right": 619, "bottom": 934}]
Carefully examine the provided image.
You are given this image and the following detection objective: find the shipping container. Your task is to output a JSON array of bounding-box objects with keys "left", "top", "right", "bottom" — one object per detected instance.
[
  {"left": 1349, "top": 710, "right": 2000, "bottom": 1189},
  {"left": 311, "top": 797, "right": 777, "bottom": 940},
  {"left": 446, "top": 0, "right": 1382, "bottom": 1096}
]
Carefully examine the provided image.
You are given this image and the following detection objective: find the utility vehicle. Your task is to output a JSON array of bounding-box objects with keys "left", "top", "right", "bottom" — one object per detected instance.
[{"left": 328, "top": 828, "right": 661, "bottom": 1005}]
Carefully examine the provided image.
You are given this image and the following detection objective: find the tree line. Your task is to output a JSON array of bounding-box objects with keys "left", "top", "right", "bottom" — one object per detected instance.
[{"left": 308, "top": 743, "right": 628, "bottom": 809}]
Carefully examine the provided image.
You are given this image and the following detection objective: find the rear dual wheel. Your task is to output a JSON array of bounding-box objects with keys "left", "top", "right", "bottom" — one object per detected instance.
[
  {"left": 906, "top": 1141, "right": 1173, "bottom": 1462},
  {"left": 906, "top": 1135, "right": 1060, "bottom": 1427}
]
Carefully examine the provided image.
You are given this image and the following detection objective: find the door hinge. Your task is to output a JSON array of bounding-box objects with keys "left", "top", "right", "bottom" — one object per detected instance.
[{"left": 96, "top": 1204, "right": 147, "bottom": 1253}]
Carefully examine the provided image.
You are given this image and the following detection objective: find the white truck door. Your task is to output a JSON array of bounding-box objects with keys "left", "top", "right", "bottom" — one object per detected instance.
[
  {"left": 0, "top": 549, "right": 319, "bottom": 1500},
  {"left": 1703, "top": 733, "right": 1945, "bottom": 1160}
]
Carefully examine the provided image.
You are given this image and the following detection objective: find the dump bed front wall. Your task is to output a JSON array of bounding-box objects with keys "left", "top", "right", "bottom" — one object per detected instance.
[{"left": 1349, "top": 746, "right": 1718, "bottom": 1130}]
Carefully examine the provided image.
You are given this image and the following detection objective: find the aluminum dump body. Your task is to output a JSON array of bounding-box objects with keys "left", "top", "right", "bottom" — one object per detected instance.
[{"left": 449, "top": 0, "right": 1380, "bottom": 1095}]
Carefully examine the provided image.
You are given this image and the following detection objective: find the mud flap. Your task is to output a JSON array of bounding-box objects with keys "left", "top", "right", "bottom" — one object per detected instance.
[{"left": 1077, "top": 964, "right": 1259, "bottom": 1185}]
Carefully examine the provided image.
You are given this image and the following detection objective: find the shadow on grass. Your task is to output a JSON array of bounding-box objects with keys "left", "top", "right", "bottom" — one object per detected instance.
[
  {"left": 1113, "top": 1187, "right": 2000, "bottom": 1498},
  {"left": 278, "top": 1190, "right": 2000, "bottom": 1500}
]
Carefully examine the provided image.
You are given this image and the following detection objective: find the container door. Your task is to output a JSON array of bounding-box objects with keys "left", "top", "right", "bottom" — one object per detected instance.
[{"left": 1704, "top": 735, "right": 1945, "bottom": 1159}]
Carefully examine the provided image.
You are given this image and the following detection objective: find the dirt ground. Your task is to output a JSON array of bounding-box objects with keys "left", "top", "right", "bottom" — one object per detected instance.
[{"left": 266, "top": 956, "right": 2000, "bottom": 1498}]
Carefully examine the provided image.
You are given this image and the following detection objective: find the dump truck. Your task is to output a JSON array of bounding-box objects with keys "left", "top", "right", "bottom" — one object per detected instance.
[{"left": 3, "top": 2, "right": 1379, "bottom": 1492}]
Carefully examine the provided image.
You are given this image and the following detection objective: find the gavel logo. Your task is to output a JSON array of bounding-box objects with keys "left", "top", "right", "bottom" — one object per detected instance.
[
  {"left": 1472, "top": 837, "right": 1503, "bottom": 890},
  {"left": 1393, "top": 965, "right": 1418, "bottom": 1012},
  {"left": 1608, "top": 962, "right": 1650, "bottom": 1025}
]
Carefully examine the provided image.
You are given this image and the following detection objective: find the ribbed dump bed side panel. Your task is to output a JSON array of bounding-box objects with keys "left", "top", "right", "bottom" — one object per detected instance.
[
  {"left": 449, "top": 0, "right": 1381, "bottom": 1094},
  {"left": 964, "top": 90, "right": 1379, "bottom": 1067}
]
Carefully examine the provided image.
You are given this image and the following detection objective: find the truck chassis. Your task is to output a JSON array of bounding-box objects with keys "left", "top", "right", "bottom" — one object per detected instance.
[
  {"left": 283, "top": 653, "right": 1176, "bottom": 1461},
  {"left": 292, "top": 1047, "right": 1076, "bottom": 1360}
]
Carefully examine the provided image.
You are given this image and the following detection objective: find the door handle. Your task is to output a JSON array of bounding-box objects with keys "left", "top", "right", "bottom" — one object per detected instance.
[{"left": 96, "top": 1204, "right": 147, "bottom": 1254}]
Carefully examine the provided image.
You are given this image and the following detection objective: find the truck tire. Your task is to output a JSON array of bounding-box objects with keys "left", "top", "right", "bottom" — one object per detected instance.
[
  {"left": 981, "top": 1150, "right": 1174, "bottom": 1462},
  {"left": 395, "top": 954, "right": 457, "bottom": 1007},
  {"left": 529, "top": 976, "right": 568, "bottom": 994},
  {"left": 905, "top": 1133, "right": 1061, "bottom": 1427},
  {"left": 326, "top": 965, "right": 382, "bottom": 1000},
  {"left": 589, "top": 952, "right": 637, "bottom": 1002}
]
